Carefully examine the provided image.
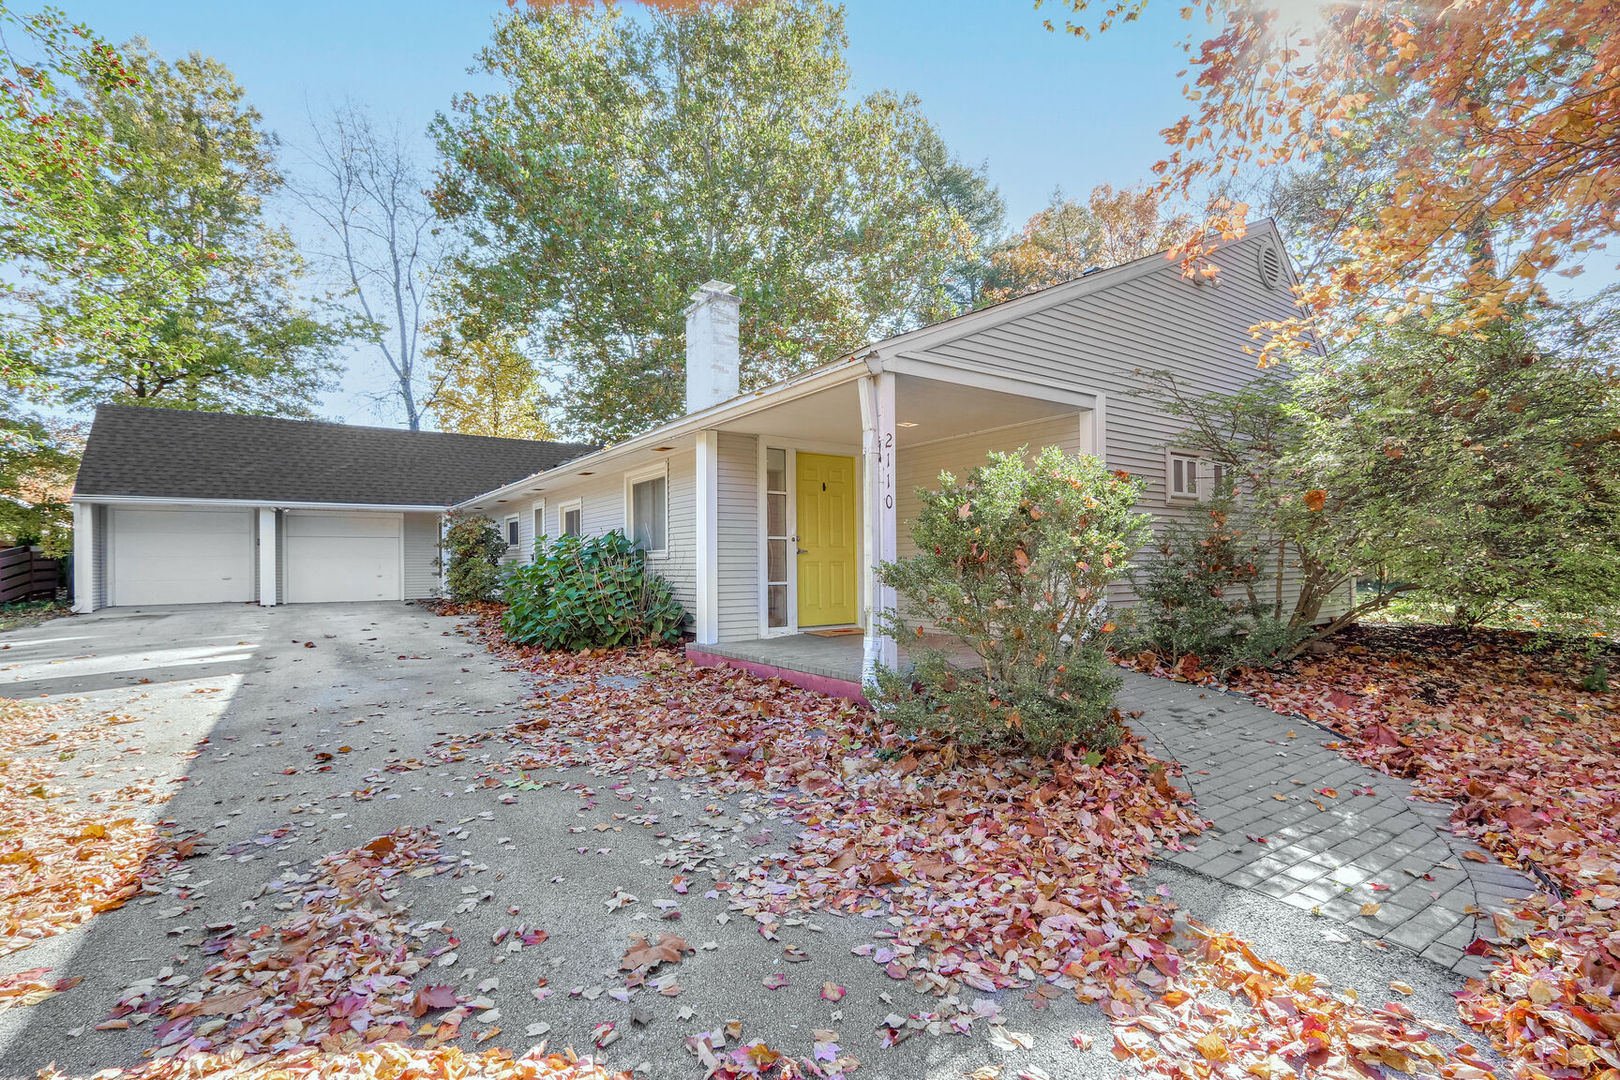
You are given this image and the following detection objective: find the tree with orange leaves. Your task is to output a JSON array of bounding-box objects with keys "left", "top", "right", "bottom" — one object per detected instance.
[
  {"left": 1047, "top": 0, "right": 1620, "bottom": 361},
  {"left": 984, "top": 184, "right": 1192, "bottom": 303}
]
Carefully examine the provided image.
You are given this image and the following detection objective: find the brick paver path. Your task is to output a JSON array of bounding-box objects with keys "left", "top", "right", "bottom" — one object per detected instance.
[{"left": 1119, "top": 670, "right": 1537, "bottom": 976}]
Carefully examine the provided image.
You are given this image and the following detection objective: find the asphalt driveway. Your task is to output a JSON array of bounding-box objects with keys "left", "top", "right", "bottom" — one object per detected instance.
[{"left": 0, "top": 604, "right": 1484, "bottom": 1079}]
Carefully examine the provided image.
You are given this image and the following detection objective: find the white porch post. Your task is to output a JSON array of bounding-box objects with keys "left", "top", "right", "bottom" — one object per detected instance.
[
  {"left": 860, "top": 369, "right": 899, "bottom": 686},
  {"left": 71, "top": 502, "right": 95, "bottom": 613},
  {"left": 694, "top": 430, "right": 720, "bottom": 645},
  {"left": 257, "top": 506, "right": 277, "bottom": 607}
]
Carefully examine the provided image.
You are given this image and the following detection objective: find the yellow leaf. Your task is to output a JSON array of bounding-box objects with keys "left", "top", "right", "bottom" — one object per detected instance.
[
  {"left": 1390, "top": 981, "right": 1413, "bottom": 995},
  {"left": 1359, "top": 902, "right": 1382, "bottom": 917}
]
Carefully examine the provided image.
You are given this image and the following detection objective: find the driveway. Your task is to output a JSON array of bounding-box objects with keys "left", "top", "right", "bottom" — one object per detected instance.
[{"left": 0, "top": 605, "right": 1492, "bottom": 1079}]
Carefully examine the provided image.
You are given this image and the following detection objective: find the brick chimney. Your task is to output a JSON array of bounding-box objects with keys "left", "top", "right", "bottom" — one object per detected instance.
[{"left": 684, "top": 280, "right": 740, "bottom": 414}]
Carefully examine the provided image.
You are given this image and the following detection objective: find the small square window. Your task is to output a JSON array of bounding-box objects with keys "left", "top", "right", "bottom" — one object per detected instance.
[
  {"left": 1168, "top": 452, "right": 1227, "bottom": 501},
  {"left": 561, "top": 503, "right": 583, "bottom": 538}
]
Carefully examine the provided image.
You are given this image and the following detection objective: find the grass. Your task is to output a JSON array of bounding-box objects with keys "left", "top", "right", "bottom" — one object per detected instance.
[
  {"left": 1354, "top": 581, "right": 1619, "bottom": 644},
  {"left": 0, "top": 598, "right": 69, "bottom": 632}
]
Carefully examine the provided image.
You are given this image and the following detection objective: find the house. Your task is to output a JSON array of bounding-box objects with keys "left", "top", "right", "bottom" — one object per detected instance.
[
  {"left": 69, "top": 407, "right": 593, "bottom": 609},
  {"left": 453, "top": 221, "right": 1346, "bottom": 697},
  {"left": 70, "top": 221, "right": 1341, "bottom": 699}
]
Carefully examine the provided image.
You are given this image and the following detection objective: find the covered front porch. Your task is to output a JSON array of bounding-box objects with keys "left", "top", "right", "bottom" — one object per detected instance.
[
  {"left": 687, "top": 354, "right": 1103, "bottom": 696},
  {"left": 688, "top": 630, "right": 979, "bottom": 702}
]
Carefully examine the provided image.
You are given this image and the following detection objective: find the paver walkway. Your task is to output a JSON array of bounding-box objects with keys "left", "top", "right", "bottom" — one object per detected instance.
[{"left": 1119, "top": 670, "right": 1537, "bottom": 976}]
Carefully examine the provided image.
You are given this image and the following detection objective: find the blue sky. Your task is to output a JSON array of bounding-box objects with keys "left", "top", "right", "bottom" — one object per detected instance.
[{"left": 59, "top": 1, "right": 1203, "bottom": 423}]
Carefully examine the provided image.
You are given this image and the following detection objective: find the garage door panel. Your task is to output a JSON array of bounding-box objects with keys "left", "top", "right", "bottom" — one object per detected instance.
[
  {"left": 111, "top": 509, "right": 254, "bottom": 607},
  {"left": 284, "top": 512, "right": 402, "bottom": 603}
]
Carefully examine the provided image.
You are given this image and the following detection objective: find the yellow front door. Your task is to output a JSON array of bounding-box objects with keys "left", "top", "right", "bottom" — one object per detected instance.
[{"left": 796, "top": 452, "right": 858, "bottom": 627}]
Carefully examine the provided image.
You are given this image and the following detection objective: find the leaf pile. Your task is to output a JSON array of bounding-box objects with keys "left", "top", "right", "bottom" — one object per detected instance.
[
  {"left": 1228, "top": 624, "right": 1620, "bottom": 1078},
  {"left": 38, "top": 1044, "right": 627, "bottom": 1080},
  {"left": 99, "top": 828, "right": 463, "bottom": 1059},
  {"left": 473, "top": 617, "right": 1505, "bottom": 1078},
  {"left": 492, "top": 641, "right": 1204, "bottom": 1002},
  {"left": 0, "top": 697, "right": 184, "bottom": 960}
]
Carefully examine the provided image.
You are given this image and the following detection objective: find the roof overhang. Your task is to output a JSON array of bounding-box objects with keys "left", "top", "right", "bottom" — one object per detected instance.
[
  {"left": 71, "top": 494, "right": 447, "bottom": 514},
  {"left": 456, "top": 357, "right": 871, "bottom": 511}
]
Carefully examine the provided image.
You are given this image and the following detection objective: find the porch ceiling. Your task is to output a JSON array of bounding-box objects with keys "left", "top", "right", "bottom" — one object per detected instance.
[{"left": 716, "top": 373, "right": 1078, "bottom": 448}]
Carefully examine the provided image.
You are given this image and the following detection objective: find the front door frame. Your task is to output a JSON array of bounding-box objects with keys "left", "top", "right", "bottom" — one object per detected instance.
[{"left": 756, "top": 438, "right": 863, "bottom": 638}]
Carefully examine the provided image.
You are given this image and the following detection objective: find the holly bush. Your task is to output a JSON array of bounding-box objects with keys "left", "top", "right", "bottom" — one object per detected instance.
[
  {"left": 502, "top": 530, "right": 686, "bottom": 650},
  {"left": 870, "top": 446, "right": 1150, "bottom": 756}
]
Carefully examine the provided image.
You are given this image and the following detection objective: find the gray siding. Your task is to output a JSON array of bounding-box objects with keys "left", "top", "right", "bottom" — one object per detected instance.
[
  {"left": 910, "top": 230, "right": 1346, "bottom": 620},
  {"left": 716, "top": 432, "right": 759, "bottom": 642},
  {"left": 525, "top": 449, "right": 699, "bottom": 621},
  {"left": 896, "top": 415, "right": 1085, "bottom": 562},
  {"left": 403, "top": 512, "right": 441, "bottom": 599}
]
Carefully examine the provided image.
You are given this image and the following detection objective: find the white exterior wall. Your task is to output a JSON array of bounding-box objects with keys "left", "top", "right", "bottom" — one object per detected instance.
[
  {"left": 908, "top": 231, "right": 1347, "bottom": 619},
  {"left": 403, "top": 512, "right": 442, "bottom": 600},
  {"left": 526, "top": 452, "right": 699, "bottom": 622},
  {"left": 715, "top": 432, "right": 759, "bottom": 642},
  {"left": 895, "top": 415, "right": 1086, "bottom": 563}
]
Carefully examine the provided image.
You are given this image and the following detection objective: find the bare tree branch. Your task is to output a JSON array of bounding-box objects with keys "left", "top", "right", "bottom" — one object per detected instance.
[{"left": 290, "top": 102, "right": 442, "bottom": 429}]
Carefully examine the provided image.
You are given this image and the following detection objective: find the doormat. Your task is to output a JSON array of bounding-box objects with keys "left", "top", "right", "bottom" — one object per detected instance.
[{"left": 806, "top": 627, "right": 863, "bottom": 637}]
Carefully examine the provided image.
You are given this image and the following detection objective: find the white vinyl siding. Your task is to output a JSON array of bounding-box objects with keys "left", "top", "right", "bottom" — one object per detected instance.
[
  {"left": 715, "top": 432, "right": 759, "bottom": 642},
  {"left": 403, "top": 512, "right": 441, "bottom": 599},
  {"left": 528, "top": 450, "right": 697, "bottom": 624},
  {"left": 896, "top": 415, "right": 1086, "bottom": 563}
]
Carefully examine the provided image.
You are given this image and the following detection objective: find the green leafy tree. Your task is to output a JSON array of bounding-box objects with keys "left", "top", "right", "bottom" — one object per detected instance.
[
  {"left": 0, "top": 412, "right": 79, "bottom": 556},
  {"left": 27, "top": 41, "right": 341, "bottom": 414},
  {"left": 872, "top": 446, "right": 1150, "bottom": 756},
  {"left": 911, "top": 126, "right": 1005, "bottom": 311},
  {"left": 431, "top": 0, "right": 968, "bottom": 441},
  {"left": 425, "top": 321, "right": 553, "bottom": 441},
  {"left": 0, "top": 3, "right": 193, "bottom": 391},
  {"left": 1155, "top": 305, "right": 1620, "bottom": 645}
]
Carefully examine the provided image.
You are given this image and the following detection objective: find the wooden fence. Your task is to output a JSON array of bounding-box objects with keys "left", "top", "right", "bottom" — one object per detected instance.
[{"left": 0, "top": 546, "right": 63, "bottom": 605}]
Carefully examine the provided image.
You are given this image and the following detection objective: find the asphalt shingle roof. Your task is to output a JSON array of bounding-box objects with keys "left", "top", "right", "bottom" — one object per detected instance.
[{"left": 73, "top": 405, "right": 598, "bottom": 508}]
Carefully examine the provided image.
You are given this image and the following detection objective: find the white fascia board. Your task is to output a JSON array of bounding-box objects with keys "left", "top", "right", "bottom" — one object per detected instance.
[
  {"left": 456, "top": 359, "right": 869, "bottom": 511},
  {"left": 71, "top": 494, "right": 446, "bottom": 514},
  {"left": 881, "top": 352, "right": 1100, "bottom": 410}
]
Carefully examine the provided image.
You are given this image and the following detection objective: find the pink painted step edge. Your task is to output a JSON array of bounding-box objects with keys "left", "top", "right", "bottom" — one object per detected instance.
[{"left": 686, "top": 646, "right": 870, "bottom": 706}]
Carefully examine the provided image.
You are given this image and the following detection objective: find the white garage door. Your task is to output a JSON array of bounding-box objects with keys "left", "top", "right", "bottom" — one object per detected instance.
[
  {"left": 284, "top": 512, "right": 402, "bottom": 603},
  {"left": 110, "top": 508, "right": 255, "bottom": 607}
]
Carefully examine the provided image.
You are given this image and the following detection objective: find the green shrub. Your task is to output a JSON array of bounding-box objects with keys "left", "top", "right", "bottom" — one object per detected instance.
[
  {"left": 502, "top": 530, "right": 686, "bottom": 650},
  {"left": 1120, "top": 490, "right": 1303, "bottom": 677},
  {"left": 870, "top": 446, "right": 1151, "bottom": 756},
  {"left": 442, "top": 509, "right": 507, "bottom": 604}
]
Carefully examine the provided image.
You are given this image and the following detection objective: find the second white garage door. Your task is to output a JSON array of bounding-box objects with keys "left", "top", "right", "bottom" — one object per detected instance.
[{"left": 284, "top": 512, "right": 403, "bottom": 603}]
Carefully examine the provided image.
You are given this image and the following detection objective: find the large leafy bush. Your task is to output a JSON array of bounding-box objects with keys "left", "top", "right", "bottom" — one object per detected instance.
[
  {"left": 502, "top": 530, "right": 686, "bottom": 650},
  {"left": 871, "top": 446, "right": 1150, "bottom": 756},
  {"left": 1121, "top": 491, "right": 1302, "bottom": 678},
  {"left": 441, "top": 509, "right": 506, "bottom": 604}
]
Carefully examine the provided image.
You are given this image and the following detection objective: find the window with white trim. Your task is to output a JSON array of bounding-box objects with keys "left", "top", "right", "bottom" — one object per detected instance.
[
  {"left": 503, "top": 514, "right": 520, "bottom": 549},
  {"left": 531, "top": 502, "right": 546, "bottom": 553},
  {"left": 763, "top": 446, "right": 789, "bottom": 629},
  {"left": 625, "top": 464, "right": 667, "bottom": 555},
  {"left": 1167, "top": 451, "right": 1225, "bottom": 502},
  {"left": 559, "top": 500, "right": 583, "bottom": 539}
]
